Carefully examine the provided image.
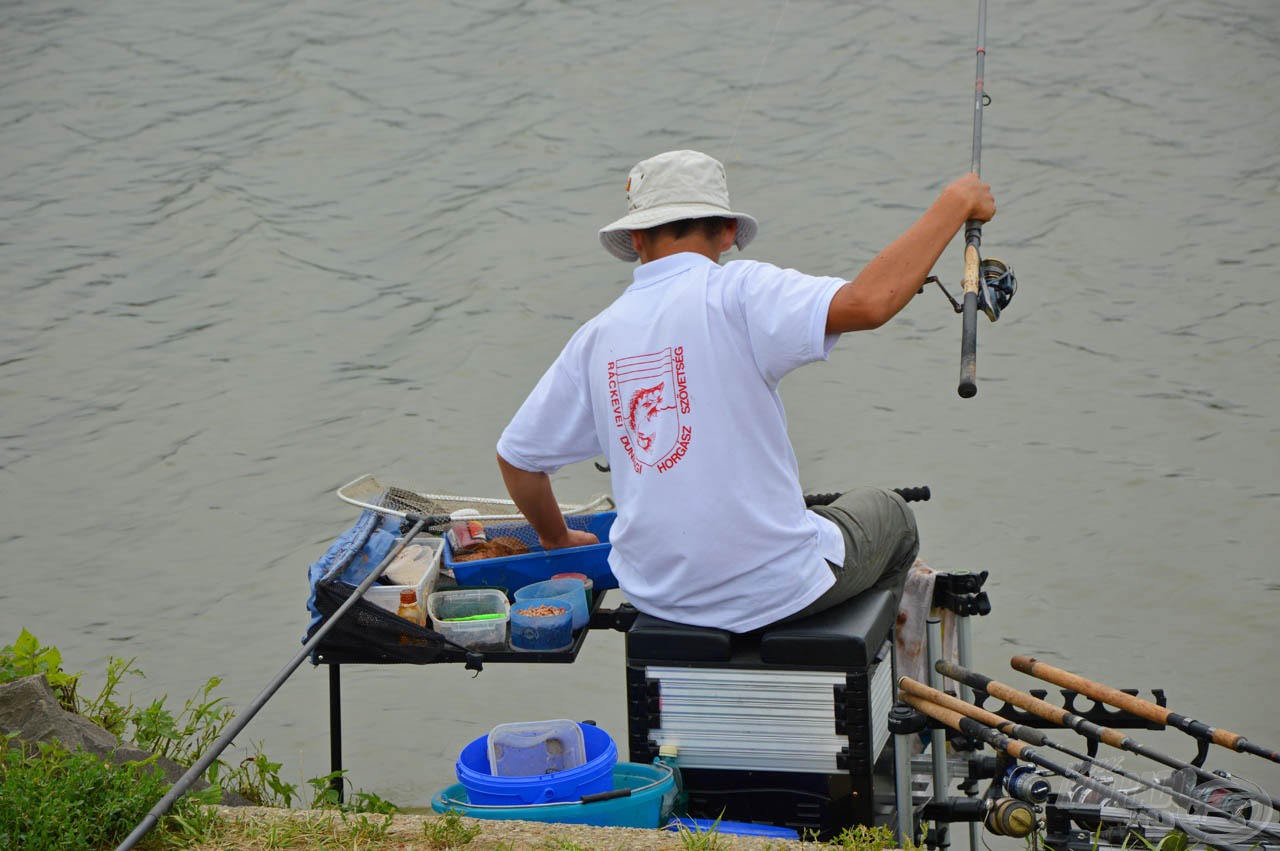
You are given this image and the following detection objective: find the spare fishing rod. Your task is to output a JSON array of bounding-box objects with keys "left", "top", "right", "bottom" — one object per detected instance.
[
  {"left": 1012, "top": 656, "right": 1280, "bottom": 766},
  {"left": 116, "top": 517, "right": 438, "bottom": 851},
  {"left": 939, "top": 660, "right": 1280, "bottom": 813},
  {"left": 900, "top": 676, "right": 1280, "bottom": 841},
  {"left": 900, "top": 692, "right": 1257, "bottom": 851},
  {"left": 928, "top": 0, "right": 1017, "bottom": 397}
]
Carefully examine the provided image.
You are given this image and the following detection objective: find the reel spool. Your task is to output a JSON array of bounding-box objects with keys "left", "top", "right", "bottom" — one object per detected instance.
[
  {"left": 979, "top": 257, "right": 1017, "bottom": 320},
  {"left": 986, "top": 797, "right": 1038, "bottom": 837}
]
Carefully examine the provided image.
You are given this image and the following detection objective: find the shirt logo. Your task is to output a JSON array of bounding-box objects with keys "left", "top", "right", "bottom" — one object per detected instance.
[{"left": 607, "top": 346, "right": 692, "bottom": 474}]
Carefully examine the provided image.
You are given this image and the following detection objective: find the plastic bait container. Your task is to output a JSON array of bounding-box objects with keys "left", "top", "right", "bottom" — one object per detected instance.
[
  {"left": 426, "top": 588, "right": 509, "bottom": 650},
  {"left": 487, "top": 719, "right": 585, "bottom": 777},
  {"left": 455, "top": 722, "right": 617, "bottom": 805},
  {"left": 513, "top": 579, "right": 588, "bottom": 631},
  {"left": 509, "top": 598, "right": 574, "bottom": 653},
  {"left": 433, "top": 761, "right": 672, "bottom": 827},
  {"left": 551, "top": 572, "right": 593, "bottom": 605},
  {"left": 362, "top": 537, "right": 442, "bottom": 615}
]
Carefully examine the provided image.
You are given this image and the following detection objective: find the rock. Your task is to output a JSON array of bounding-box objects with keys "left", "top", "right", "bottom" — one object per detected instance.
[
  {"left": 0, "top": 673, "right": 118, "bottom": 755},
  {"left": 0, "top": 674, "right": 252, "bottom": 806}
]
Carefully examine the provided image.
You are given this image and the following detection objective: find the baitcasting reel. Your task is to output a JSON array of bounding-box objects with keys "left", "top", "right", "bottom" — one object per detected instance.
[{"left": 928, "top": 257, "right": 1018, "bottom": 321}]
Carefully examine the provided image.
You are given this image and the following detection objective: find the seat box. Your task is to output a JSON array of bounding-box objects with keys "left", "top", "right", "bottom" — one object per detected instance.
[{"left": 624, "top": 589, "right": 899, "bottom": 838}]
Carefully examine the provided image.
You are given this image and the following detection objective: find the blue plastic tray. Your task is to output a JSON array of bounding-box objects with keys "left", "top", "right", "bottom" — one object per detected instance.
[
  {"left": 665, "top": 817, "right": 801, "bottom": 839},
  {"left": 444, "top": 512, "right": 617, "bottom": 595}
]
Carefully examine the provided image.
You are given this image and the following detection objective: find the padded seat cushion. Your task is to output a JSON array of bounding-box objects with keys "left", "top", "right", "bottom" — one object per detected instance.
[{"left": 626, "top": 588, "right": 896, "bottom": 668}]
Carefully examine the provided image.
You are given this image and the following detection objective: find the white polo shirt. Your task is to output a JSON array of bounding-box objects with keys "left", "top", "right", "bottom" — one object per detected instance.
[{"left": 497, "top": 252, "right": 847, "bottom": 632}]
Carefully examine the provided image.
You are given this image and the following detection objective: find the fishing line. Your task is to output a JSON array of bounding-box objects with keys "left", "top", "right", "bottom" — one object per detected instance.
[{"left": 725, "top": 0, "right": 790, "bottom": 156}]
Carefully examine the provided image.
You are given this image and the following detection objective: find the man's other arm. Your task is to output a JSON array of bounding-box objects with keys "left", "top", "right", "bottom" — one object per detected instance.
[
  {"left": 825, "top": 174, "right": 997, "bottom": 334},
  {"left": 497, "top": 453, "right": 599, "bottom": 550}
]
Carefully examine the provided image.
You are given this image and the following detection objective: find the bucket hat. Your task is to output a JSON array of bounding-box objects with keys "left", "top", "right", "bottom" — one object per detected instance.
[{"left": 598, "top": 150, "right": 759, "bottom": 262}]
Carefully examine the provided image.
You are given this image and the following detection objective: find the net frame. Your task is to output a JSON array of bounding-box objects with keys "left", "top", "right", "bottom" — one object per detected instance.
[{"left": 336, "top": 473, "right": 613, "bottom": 523}]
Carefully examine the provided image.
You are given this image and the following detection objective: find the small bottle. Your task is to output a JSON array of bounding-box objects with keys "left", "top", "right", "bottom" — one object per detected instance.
[
  {"left": 655, "top": 744, "right": 689, "bottom": 819},
  {"left": 397, "top": 589, "right": 426, "bottom": 628}
]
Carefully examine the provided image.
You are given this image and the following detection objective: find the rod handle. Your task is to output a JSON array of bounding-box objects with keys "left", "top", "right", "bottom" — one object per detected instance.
[
  {"left": 901, "top": 692, "right": 1026, "bottom": 760},
  {"left": 899, "top": 676, "right": 1027, "bottom": 740},
  {"left": 958, "top": 291, "right": 978, "bottom": 397},
  {"left": 939, "top": 660, "right": 1129, "bottom": 749},
  {"left": 1011, "top": 655, "right": 1249, "bottom": 750}
]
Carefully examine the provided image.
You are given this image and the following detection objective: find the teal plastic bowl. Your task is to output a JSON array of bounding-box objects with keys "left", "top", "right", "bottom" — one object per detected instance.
[{"left": 431, "top": 762, "right": 675, "bottom": 828}]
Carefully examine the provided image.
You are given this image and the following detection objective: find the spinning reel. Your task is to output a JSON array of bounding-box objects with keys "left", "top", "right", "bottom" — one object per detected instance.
[{"left": 928, "top": 256, "right": 1018, "bottom": 321}]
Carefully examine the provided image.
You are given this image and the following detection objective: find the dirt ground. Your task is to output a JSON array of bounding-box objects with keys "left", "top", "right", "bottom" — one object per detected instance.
[{"left": 197, "top": 805, "right": 823, "bottom": 850}]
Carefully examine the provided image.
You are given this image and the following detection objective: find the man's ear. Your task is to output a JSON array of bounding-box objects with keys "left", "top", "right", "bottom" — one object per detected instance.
[
  {"left": 630, "top": 230, "right": 645, "bottom": 254},
  {"left": 720, "top": 219, "right": 739, "bottom": 253}
]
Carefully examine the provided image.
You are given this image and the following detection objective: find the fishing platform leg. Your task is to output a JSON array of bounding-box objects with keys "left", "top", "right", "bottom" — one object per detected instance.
[
  {"left": 329, "top": 664, "right": 344, "bottom": 803},
  {"left": 927, "top": 618, "right": 951, "bottom": 851}
]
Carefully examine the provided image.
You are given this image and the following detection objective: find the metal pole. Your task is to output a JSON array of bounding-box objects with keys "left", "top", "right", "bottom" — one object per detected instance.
[
  {"left": 890, "top": 622, "right": 916, "bottom": 846},
  {"left": 926, "top": 617, "right": 951, "bottom": 851},
  {"left": 955, "top": 612, "right": 979, "bottom": 851},
  {"left": 115, "top": 517, "right": 426, "bottom": 851},
  {"left": 895, "top": 729, "right": 916, "bottom": 845}
]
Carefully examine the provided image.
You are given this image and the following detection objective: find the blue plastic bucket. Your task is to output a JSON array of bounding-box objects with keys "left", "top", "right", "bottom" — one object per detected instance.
[
  {"left": 433, "top": 762, "right": 675, "bottom": 828},
  {"left": 456, "top": 722, "right": 617, "bottom": 805}
]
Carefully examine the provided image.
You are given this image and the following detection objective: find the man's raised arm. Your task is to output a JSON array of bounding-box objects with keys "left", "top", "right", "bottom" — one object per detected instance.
[{"left": 825, "top": 174, "right": 996, "bottom": 334}]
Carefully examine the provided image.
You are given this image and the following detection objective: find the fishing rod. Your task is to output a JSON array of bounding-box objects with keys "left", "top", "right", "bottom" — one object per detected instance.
[
  {"left": 116, "top": 517, "right": 431, "bottom": 851},
  {"left": 899, "top": 676, "right": 1280, "bottom": 841},
  {"left": 1012, "top": 656, "right": 1280, "bottom": 766},
  {"left": 930, "top": 0, "right": 1017, "bottom": 397},
  {"left": 938, "top": 660, "right": 1280, "bottom": 813},
  {"left": 900, "top": 691, "right": 1256, "bottom": 851}
]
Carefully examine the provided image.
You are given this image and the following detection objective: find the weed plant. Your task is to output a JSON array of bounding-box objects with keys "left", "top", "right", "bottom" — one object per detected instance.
[{"left": 421, "top": 809, "right": 483, "bottom": 849}]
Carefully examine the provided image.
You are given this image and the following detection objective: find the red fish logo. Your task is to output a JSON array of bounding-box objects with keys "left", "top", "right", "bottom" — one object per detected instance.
[{"left": 607, "top": 347, "right": 692, "bottom": 474}]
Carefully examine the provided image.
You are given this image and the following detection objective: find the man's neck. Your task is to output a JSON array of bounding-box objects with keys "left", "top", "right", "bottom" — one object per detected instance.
[{"left": 636, "top": 236, "right": 721, "bottom": 265}]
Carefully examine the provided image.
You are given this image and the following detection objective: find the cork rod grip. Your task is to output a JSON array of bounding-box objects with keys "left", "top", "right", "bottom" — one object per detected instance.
[
  {"left": 902, "top": 692, "right": 1025, "bottom": 759},
  {"left": 899, "top": 677, "right": 1011, "bottom": 731},
  {"left": 937, "top": 660, "right": 1129, "bottom": 749},
  {"left": 1012, "top": 655, "right": 1171, "bottom": 725},
  {"left": 962, "top": 243, "right": 981, "bottom": 294}
]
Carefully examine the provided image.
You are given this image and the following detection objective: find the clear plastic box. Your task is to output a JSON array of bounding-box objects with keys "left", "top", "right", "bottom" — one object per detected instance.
[
  {"left": 363, "top": 536, "right": 442, "bottom": 617},
  {"left": 486, "top": 719, "right": 586, "bottom": 777},
  {"left": 426, "top": 588, "right": 510, "bottom": 650}
]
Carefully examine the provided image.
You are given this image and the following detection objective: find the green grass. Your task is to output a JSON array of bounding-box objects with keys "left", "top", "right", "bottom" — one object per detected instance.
[{"left": 0, "top": 734, "right": 215, "bottom": 850}]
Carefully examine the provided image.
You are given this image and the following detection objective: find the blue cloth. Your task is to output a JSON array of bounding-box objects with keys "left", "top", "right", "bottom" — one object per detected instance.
[{"left": 304, "top": 510, "right": 402, "bottom": 634}]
